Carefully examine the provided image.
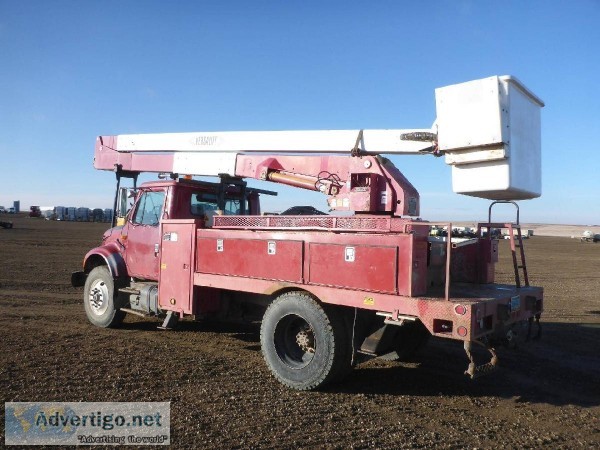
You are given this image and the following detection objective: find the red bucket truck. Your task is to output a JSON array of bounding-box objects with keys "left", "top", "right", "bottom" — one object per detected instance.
[{"left": 72, "top": 76, "right": 544, "bottom": 390}]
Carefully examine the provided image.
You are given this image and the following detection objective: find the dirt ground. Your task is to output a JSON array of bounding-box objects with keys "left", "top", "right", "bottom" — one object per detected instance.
[{"left": 1, "top": 214, "right": 599, "bottom": 448}]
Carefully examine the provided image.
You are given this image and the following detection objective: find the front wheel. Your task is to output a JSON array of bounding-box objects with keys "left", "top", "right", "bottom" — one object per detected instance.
[
  {"left": 260, "top": 291, "right": 350, "bottom": 390},
  {"left": 83, "top": 266, "right": 125, "bottom": 328}
]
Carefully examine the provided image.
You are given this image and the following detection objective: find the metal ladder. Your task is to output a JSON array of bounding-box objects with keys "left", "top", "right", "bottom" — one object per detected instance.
[
  {"left": 488, "top": 201, "right": 529, "bottom": 288},
  {"left": 506, "top": 223, "right": 529, "bottom": 287}
]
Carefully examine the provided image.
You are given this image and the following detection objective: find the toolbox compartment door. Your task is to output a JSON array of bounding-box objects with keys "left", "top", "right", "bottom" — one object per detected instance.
[{"left": 307, "top": 243, "right": 397, "bottom": 294}]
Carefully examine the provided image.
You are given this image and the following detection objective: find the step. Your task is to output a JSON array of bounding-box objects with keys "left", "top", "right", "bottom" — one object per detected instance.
[
  {"left": 119, "top": 307, "right": 149, "bottom": 317},
  {"left": 119, "top": 287, "right": 141, "bottom": 295}
]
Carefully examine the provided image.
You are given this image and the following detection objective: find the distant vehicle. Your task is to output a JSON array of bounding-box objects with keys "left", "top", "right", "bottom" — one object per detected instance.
[
  {"left": 92, "top": 208, "right": 104, "bottom": 222},
  {"left": 38, "top": 206, "right": 55, "bottom": 220},
  {"left": 29, "top": 206, "right": 42, "bottom": 218},
  {"left": 281, "top": 205, "right": 328, "bottom": 215},
  {"left": 581, "top": 230, "right": 600, "bottom": 243},
  {"left": 452, "top": 226, "right": 477, "bottom": 238},
  {"left": 429, "top": 226, "right": 442, "bottom": 236},
  {"left": 8, "top": 207, "right": 15, "bottom": 214},
  {"left": 503, "top": 232, "right": 529, "bottom": 240},
  {"left": 0, "top": 206, "right": 6, "bottom": 213}
]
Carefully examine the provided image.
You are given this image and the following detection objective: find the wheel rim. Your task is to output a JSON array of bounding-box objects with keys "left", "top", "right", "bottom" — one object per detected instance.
[
  {"left": 88, "top": 279, "right": 109, "bottom": 316},
  {"left": 273, "top": 314, "right": 316, "bottom": 369}
]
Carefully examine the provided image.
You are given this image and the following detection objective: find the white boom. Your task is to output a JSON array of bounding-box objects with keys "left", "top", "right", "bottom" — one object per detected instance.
[{"left": 112, "top": 128, "right": 436, "bottom": 154}]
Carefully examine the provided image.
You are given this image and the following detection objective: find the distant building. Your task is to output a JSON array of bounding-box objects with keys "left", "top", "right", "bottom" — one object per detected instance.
[
  {"left": 103, "top": 209, "right": 114, "bottom": 223},
  {"left": 92, "top": 208, "right": 104, "bottom": 222},
  {"left": 76, "top": 207, "right": 90, "bottom": 222},
  {"left": 67, "top": 207, "right": 76, "bottom": 221},
  {"left": 54, "top": 206, "right": 66, "bottom": 221}
]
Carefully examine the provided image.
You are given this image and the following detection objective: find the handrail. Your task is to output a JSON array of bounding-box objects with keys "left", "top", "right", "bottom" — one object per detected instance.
[{"left": 488, "top": 200, "right": 519, "bottom": 225}]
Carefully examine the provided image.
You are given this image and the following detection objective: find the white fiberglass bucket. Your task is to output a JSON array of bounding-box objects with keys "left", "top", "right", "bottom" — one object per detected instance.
[{"left": 436, "top": 75, "right": 544, "bottom": 200}]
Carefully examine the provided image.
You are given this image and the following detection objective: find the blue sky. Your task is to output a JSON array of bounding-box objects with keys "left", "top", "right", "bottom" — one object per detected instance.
[{"left": 1, "top": 1, "right": 598, "bottom": 224}]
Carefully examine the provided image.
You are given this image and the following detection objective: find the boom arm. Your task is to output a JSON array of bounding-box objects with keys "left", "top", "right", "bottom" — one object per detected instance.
[
  {"left": 109, "top": 129, "right": 437, "bottom": 154},
  {"left": 94, "top": 131, "right": 427, "bottom": 216}
]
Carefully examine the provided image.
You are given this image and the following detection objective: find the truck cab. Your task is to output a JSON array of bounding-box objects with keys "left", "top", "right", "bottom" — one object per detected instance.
[{"left": 81, "top": 177, "right": 273, "bottom": 283}]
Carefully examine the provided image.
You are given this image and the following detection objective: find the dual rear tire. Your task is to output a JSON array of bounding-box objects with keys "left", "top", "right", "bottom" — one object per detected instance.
[{"left": 260, "top": 291, "right": 351, "bottom": 391}]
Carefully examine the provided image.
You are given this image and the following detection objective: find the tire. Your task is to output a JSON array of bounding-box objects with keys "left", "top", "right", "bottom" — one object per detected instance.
[
  {"left": 260, "top": 291, "right": 351, "bottom": 391},
  {"left": 379, "top": 321, "right": 430, "bottom": 362},
  {"left": 83, "top": 266, "right": 125, "bottom": 328}
]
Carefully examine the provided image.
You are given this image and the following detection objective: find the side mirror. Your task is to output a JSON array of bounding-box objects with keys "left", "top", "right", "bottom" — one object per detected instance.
[{"left": 116, "top": 187, "right": 137, "bottom": 223}]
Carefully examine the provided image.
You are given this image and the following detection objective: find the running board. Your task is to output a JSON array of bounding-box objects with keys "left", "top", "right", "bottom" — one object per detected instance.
[
  {"left": 119, "top": 287, "right": 141, "bottom": 295},
  {"left": 119, "top": 307, "right": 149, "bottom": 318}
]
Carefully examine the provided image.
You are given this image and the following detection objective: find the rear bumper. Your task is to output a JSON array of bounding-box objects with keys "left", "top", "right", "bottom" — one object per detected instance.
[
  {"left": 432, "top": 284, "right": 544, "bottom": 342},
  {"left": 469, "top": 286, "right": 543, "bottom": 343},
  {"left": 71, "top": 271, "right": 87, "bottom": 287},
  {"left": 413, "top": 284, "right": 543, "bottom": 343}
]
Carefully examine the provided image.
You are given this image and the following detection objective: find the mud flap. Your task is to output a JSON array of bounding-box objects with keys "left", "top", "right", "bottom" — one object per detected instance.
[
  {"left": 358, "top": 323, "right": 398, "bottom": 355},
  {"left": 71, "top": 271, "right": 87, "bottom": 287},
  {"left": 526, "top": 315, "right": 542, "bottom": 341},
  {"left": 158, "top": 310, "right": 179, "bottom": 330}
]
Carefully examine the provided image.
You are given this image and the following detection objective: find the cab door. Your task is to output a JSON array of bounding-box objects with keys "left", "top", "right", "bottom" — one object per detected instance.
[{"left": 122, "top": 189, "right": 166, "bottom": 280}]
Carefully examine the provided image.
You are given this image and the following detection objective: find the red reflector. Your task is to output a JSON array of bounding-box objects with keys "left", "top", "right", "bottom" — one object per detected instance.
[
  {"left": 454, "top": 304, "right": 467, "bottom": 315},
  {"left": 457, "top": 326, "right": 468, "bottom": 337}
]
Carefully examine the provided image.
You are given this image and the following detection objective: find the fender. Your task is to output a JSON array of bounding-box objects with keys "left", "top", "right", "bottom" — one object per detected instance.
[{"left": 83, "top": 242, "right": 128, "bottom": 279}]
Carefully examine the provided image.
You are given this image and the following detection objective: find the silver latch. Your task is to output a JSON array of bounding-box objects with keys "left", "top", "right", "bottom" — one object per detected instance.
[{"left": 345, "top": 246, "right": 355, "bottom": 262}]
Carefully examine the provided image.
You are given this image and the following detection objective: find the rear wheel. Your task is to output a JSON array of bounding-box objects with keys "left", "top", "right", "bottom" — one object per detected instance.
[
  {"left": 260, "top": 292, "right": 351, "bottom": 390},
  {"left": 83, "top": 266, "right": 125, "bottom": 328}
]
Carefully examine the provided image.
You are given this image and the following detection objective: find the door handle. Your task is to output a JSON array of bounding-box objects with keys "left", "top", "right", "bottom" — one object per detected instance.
[{"left": 154, "top": 243, "right": 159, "bottom": 256}]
